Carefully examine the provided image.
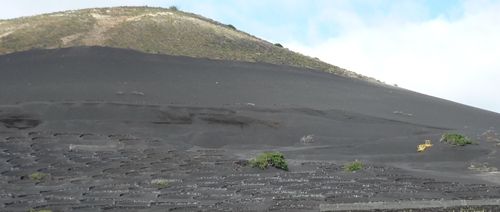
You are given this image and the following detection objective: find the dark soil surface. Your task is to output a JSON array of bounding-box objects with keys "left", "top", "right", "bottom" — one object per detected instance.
[
  {"left": 2, "top": 123, "right": 500, "bottom": 211},
  {"left": 1, "top": 47, "right": 500, "bottom": 211}
]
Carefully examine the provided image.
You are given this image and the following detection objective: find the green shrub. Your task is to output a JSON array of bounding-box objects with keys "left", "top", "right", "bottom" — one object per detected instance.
[
  {"left": 29, "top": 172, "right": 48, "bottom": 182},
  {"left": 274, "top": 43, "right": 283, "bottom": 48},
  {"left": 226, "top": 24, "right": 236, "bottom": 30},
  {"left": 344, "top": 161, "right": 363, "bottom": 172},
  {"left": 250, "top": 152, "right": 288, "bottom": 171},
  {"left": 151, "top": 179, "right": 170, "bottom": 188},
  {"left": 169, "top": 6, "right": 178, "bottom": 11},
  {"left": 440, "top": 133, "right": 472, "bottom": 146}
]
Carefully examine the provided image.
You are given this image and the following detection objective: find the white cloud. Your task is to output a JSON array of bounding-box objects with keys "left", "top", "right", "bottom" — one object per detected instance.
[{"left": 287, "top": 1, "right": 500, "bottom": 113}]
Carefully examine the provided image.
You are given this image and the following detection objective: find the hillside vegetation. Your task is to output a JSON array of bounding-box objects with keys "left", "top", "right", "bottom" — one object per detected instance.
[{"left": 0, "top": 6, "right": 370, "bottom": 80}]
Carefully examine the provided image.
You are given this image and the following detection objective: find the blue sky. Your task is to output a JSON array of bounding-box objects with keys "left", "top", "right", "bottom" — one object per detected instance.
[
  {"left": 169, "top": 0, "right": 465, "bottom": 44},
  {"left": 1, "top": 0, "right": 499, "bottom": 113}
]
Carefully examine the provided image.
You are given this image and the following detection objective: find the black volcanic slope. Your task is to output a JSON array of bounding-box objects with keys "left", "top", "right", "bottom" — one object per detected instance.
[{"left": 1, "top": 47, "right": 500, "bottom": 211}]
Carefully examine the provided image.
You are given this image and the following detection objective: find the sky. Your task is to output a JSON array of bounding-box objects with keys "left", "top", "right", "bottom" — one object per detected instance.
[{"left": 1, "top": 0, "right": 499, "bottom": 113}]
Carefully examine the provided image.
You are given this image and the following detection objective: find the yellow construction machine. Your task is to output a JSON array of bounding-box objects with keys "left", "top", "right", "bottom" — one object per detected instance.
[{"left": 417, "top": 140, "right": 433, "bottom": 152}]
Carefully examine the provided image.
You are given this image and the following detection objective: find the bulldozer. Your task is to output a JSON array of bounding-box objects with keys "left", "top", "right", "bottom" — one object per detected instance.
[{"left": 417, "top": 140, "right": 433, "bottom": 152}]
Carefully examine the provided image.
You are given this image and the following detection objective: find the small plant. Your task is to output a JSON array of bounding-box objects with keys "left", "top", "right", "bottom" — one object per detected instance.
[
  {"left": 151, "top": 179, "right": 170, "bottom": 188},
  {"left": 169, "top": 6, "right": 178, "bottom": 11},
  {"left": 344, "top": 161, "right": 363, "bottom": 172},
  {"left": 29, "top": 209, "right": 52, "bottom": 212},
  {"left": 250, "top": 152, "right": 288, "bottom": 171},
  {"left": 440, "top": 133, "right": 472, "bottom": 146},
  {"left": 226, "top": 24, "right": 236, "bottom": 30},
  {"left": 458, "top": 207, "right": 486, "bottom": 212},
  {"left": 29, "top": 172, "right": 48, "bottom": 182},
  {"left": 274, "top": 43, "right": 283, "bottom": 48},
  {"left": 300, "top": 134, "right": 315, "bottom": 144}
]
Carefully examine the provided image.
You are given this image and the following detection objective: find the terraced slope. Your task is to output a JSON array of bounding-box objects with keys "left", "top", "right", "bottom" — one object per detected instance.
[{"left": 0, "top": 6, "right": 368, "bottom": 80}]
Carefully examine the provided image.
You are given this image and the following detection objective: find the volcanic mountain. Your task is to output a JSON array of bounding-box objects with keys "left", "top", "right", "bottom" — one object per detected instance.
[
  {"left": 0, "top": 6, "right": 368, "bottom": 79},
  {"left": 1, "top": 6, "right": 500, "bottom": 212}
]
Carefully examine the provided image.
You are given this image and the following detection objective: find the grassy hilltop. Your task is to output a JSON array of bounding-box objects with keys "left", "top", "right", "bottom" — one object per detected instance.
[{"left": 0, "top": 6, "right": 370, "bottom": 80}]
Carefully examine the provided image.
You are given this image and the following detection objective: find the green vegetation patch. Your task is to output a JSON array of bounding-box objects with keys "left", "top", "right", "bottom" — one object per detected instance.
[
  {"left": 226, "top": 24, "right": 237, "bottom": 30},
  {"left": 1, "top": 13, "right": 95, "bottom": 52},
  {"left": 250, "top": 152, "right": 288, "bottom": 171},
  {"left": 440, "top": 133, "right": 473, "bottom": 146},
  {"left": 29, "top": 172, "right": 48, "bottom": 182},
  {"left": 151, "top": 179, "right": 170, "bottom": 188},
  {"left": 344, "top": 161, "right": 363, "bottom": 172}
]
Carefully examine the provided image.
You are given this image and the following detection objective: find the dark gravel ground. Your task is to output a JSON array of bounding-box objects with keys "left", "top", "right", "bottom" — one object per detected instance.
[
  {"left": 2, "top": 125, "right": 500, "bottom": 211},
  {"left": 1, "top": 47, "right": 500, "bottom": 211}
]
